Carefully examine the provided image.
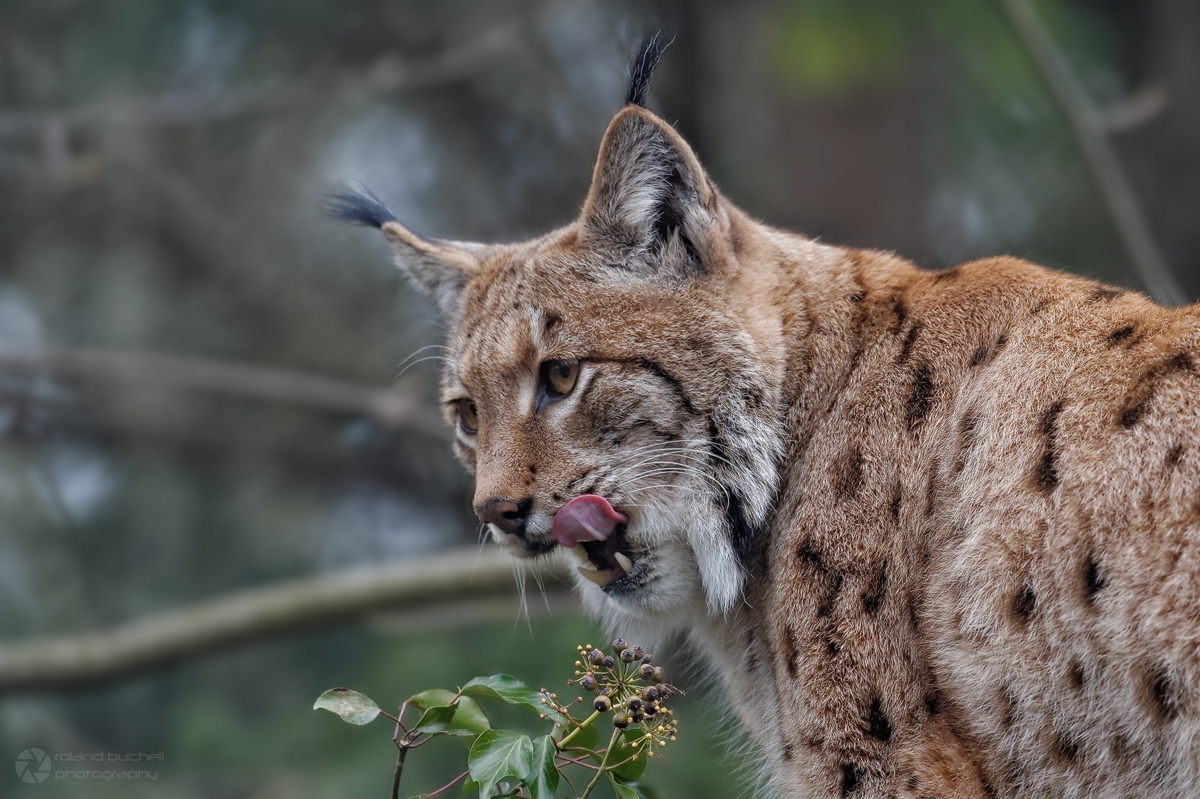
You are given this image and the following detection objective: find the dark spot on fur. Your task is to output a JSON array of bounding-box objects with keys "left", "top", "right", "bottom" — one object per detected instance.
[
  {"left": 863, "top": 562, "right": 888, "bottom": 615},
  {"left": 866, "top": 695, "right": 892, "bottom": 742},
  {"left": 781, "top": 742, "right": 794, "bottom": 761},
  {"left": 907, "top": 364, "right": 935, "bottom": 430},
  {"left": 837, "top": 447, "right": 864, "bottom": 498},
  {"left": 933, "top": 267, "right": 959, "bottom": 282},
  {"left": 1108, "top": 325, "right": 1135, "bottom": 346},
  {"left": 543, "top": 314, "right": 561, "bottom": 332},
  {"left": 552, "top": 493, "right": 562, "bottom": 502},
  {"left": 889, "top": 484, "right": 902, "bottom": 523},
  {"left": 1083, "top": 554, "right": 1105, "bottom": 602},
  {"left": 1068, "top": 660, "right": 1086, "bottom": 690},
  {"left": 970, "top": 345, "right": 989, "bottom": 367},
  {"left": 1167, "top": 443, "right": 1185, "bottom": 467},
  {"left": 1120, "top": 402, "right": 1146, "bottom": 429},
  {"left": 1089, "top": 286, "right": 1124, "bottom": 302},
  {"left": 797, "top": 540, "right": 825, "bottom": 571},
  {"left": 1000, "top": 685, "right": 1017, "bottom": 727},
  {"left": 1013, "top": 584, "right": 1036, "bottom": 624},
  {"left": 841, "top": 763, "right": 862, "bottom": 795},
  {"left": 1149, "top": 666, "right": 1180, "bottom": 721},
  {"left": 996, "top": 334, "right": 1008, "bottom": 352},
  {"left": 1034, "top": 400, "right": 1064, "bottom": 492},
  {"left": 890, "top": 297, "right": 908, "bottom": 334},
  {"left": 925, "top": 689, "right": 940, "bottom": 716},
  {"left": 785, "top": 626, "right": 799, "bottom": 678},
  {"left": 1031, "top": 299, "right": 1050, "bottom": 315},
  {"left": 955, "top": 414, "right": 979, "bottom": 475},
  {"left": 818, "top": 573, "right": 844, "bottom": 618},
  {"left": 906, "top": 773, "right": 920, "bottom": 790},
  {"left": 528, "top": 465, "right": 537, "bottom": 474},
  {"left": 849, "top": 290, "right": 866, "bottom": 303},
  {"left": 899, "top": 324, "right": 922, "bottom": 363},
  {"left": 1119, "top": 352, "right": 1196, "bottom": 428},
  {"left": 1052, "top": 731, "right": 1081, "bottom": 763}
]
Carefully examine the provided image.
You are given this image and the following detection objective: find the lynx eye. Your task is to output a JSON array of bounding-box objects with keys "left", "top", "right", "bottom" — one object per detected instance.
[
  {"left": 542, "top": 359, "right": 580, "bottom": 398},
  {"left": 457, "top": 399, "right": 479, "bottom": 434}
]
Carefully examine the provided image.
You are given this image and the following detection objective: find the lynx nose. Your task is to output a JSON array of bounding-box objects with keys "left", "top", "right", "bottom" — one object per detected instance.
[{"left": 475, "top": 496, "right": 532, "bottom": 536}]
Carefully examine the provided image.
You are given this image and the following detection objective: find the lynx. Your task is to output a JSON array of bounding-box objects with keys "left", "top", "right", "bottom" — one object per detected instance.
[{"left": 333, "top": 35, "right": 1200, "bottom": 799}]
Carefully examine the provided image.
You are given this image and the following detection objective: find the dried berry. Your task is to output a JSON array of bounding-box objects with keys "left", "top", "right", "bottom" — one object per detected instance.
[
  {"left": 580, "top": 674, "right": 597, "bottom": 691},
  {"left": 588, "top": 648, "right": 604, "bottom": 665},
  {"left": 612, "top": 638, "right": 627, "bottom": 653},
  {"left": 594, "top": 695, "right": 612, "bottom": 713},
  {"left": 639, "top": 664, "right": 655, "bottom": 680},
  {"left": 602, "top": 656, "right": 615, "bottom": 668},
  {"left": 620, "top": 648, "right": 636, "bottom": 663}
]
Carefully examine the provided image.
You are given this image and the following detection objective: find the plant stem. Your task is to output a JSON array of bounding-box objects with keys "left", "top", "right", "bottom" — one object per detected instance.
[
  {"left": 390, "top": 744, "right": 408, "bottom": 799},
  {"left": 579, "top": 728, "right": 622, "bottom": 799},
  {"left": 556, "top": 710, "right": 602, "bottom": 749}
]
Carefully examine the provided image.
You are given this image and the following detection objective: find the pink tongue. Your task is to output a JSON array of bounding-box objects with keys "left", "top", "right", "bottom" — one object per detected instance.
[{"left": 552, "top": 495, "right": 628, "bottom": 548}]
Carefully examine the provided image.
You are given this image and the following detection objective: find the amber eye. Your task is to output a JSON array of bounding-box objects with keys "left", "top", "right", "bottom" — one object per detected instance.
[
  {"left": 457, "top": 399, "right": 479, "bottom": 434},
  {"left": 543, "top": 359, "right": 579, "bottom": 397}
]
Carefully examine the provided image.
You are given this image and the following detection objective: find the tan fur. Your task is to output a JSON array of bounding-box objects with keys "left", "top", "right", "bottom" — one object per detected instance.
[{"left": 353, "top": 102, "right": 1200, "bottom": 797}]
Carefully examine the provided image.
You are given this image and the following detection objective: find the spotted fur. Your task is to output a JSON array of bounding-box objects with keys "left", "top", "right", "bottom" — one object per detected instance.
[{"left": 337, "top": 43, "right": 1200, "bottom": 799}]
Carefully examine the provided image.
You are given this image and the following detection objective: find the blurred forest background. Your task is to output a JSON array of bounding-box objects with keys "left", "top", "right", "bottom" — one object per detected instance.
[{"left": 0, "top": 0, "right": 1197, "bottom": 797}]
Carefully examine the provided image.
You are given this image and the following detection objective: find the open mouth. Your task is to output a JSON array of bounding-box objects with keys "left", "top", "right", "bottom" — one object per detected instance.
[{"left": 552, "top": 494, "right": 637, "bottom": 589}]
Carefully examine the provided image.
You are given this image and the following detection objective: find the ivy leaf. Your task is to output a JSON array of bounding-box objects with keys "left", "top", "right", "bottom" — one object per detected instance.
[
  {"left": 608, "top": 774, "right": 645, "bottom": 799},
  {"left": 413, "top": 704, "right": 458, "bottom": 735},
  {"left": 523, "top": 735, "right": 560, "bottom": 799},
  {"left": 468, "top": 729, "right": 534, "bottom": 799},
  {"left": 408, "top": 688, "right": 458, "bottom": 710},
  {"left": 407, "top": 689, "right": 491, "bottom": 737},
  {"left": 461, "top": 675, "right": 566, "bottom": 723},
  {"left": 312, "top": 688, "right": 381, "bottom": 725},
  {"left": 609, "top": 729, "right": 648, "bottom": 781}
]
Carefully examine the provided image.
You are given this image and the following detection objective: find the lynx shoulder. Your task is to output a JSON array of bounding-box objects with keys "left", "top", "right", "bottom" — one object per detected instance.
[{"left": 333, "top": 34, "right": 1200, "bottom": 799}]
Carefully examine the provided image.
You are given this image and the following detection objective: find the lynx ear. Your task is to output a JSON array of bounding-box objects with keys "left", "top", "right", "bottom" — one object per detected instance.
[
  {"left": 580, "top": 106, "right": 718, "bottom": 279},
  {"left": 327, "top": 188, "right": 481, "bottom": 316}
]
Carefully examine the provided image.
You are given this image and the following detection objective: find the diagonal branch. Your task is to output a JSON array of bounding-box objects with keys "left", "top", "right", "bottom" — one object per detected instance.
[
  {"left": 0, "top": 22, "right": 522, "bottom": 138},
  {"left": 0, "top": 345, "right": 445, "bottom": 434},
  {"left": 999, "top": 0, "right": 1187, "bottom": 306},
  {"left": 0, "top": 548, "right": 570, "bottom": 694}
]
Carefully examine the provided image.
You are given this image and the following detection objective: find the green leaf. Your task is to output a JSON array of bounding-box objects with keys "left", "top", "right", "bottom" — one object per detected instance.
[
  {"left": 413, "top": 704, "right": 458, "bottom": 735},
  {"left": 312, "top": 688, "right": 381, "bottom": 725},
  {"left": 523, "top": 736, "right": 560, "bottom": 799},
  {"left": 468, "top": 729, "right": 534, "bottom": 799},
  {"left": 408, "top": 688, "right": 459, "bottom": 710},
  {"left": 407, "top": 689, "right": 490, "bottom": 737},
  {"left": 461, "top": 674, "right": 566, "bottom": 723},
  {"left": 608, "top": 729, "right": 649, "bottom": 781},
  {"left": 608, "top": 774, "right": 644, "bottom": 799}
]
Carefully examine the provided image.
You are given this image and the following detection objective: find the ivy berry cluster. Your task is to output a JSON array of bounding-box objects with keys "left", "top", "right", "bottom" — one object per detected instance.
[{"left": 567, "top": 639, "right": 678, "bottom": 757}]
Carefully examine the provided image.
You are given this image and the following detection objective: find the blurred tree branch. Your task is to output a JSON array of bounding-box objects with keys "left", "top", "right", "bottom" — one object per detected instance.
[
  {"left": 0, "top": 345, "right": 444, "bottom": 434},
  {"left": 0, "top": 22, "right": 521, "bottom": 139},
  {"left": 1000, "top": 0, "right": 1187, "bottom": 306},
  {"left": 0, "top": 548, "right": 569, "bottom": 693}
]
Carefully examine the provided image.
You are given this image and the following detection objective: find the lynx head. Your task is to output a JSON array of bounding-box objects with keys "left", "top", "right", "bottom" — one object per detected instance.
[{"left": 331, "top": 35, "right": 784, "bottom": 634}]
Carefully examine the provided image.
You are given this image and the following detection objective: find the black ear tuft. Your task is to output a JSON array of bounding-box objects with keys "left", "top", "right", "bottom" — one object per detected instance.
[
  {"left": 625, "top": 30, "right": 671, "bottom": 108},
  {"left": 324, "top": 186, "right": 398, "bottom": 229}
]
